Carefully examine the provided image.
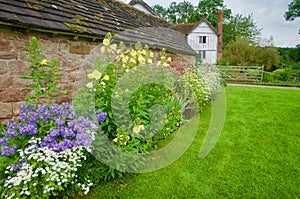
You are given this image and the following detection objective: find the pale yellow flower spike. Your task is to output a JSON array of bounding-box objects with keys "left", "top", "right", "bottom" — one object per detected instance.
[{"left": 167, "top": 57, "right": 172, "bottom": 62}]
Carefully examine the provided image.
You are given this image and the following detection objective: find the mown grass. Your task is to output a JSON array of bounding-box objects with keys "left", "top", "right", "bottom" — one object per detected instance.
[{"left": 82, "top": 86, "right": 300, "bottom": 198}]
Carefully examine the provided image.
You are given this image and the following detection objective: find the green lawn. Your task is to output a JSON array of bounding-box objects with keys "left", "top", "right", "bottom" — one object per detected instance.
[{"left": 81, "top": 86, "right": 300, "bottom": 198}]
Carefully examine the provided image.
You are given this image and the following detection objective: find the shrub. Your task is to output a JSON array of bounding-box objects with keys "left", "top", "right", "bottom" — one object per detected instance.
[{"left": 272, "top": 68, "right": 292, "bottom": 82}]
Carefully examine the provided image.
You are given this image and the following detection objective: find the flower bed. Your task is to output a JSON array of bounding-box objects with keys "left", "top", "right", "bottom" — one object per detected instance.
[{"left": 0, "top": 34, "right": 223, "bottom": 198}]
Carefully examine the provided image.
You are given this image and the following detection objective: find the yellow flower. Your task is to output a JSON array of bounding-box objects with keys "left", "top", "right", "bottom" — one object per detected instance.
[
  {"left": 121, "top": 55, "right": 129, "bottom": 63},
  {"left": 130, "top": 58, "right": 137, "bottom": 64},
  {"left": 149, "top": 51, "right": 154, "bottom": 57},
  {"left": 130, "top": 50, "right": 137, "bottom": 57},
  {"left": 122, "top": 64, "right": 127, "bottom": 68},
  {"left": 157, "top": 61, "right": 161, "bottom": 66},
  {"left": 147, "top": 59, "right": 153, "bottom": 64},
  {"left": 85, "top": 82, "right": 93, "bottom": 89},
  {"left": 113, "top": 138, "right": 118, "bottom": 143},
  {"left": 167, "top": 57, "right": 172, "bottom": 62},
  {"left": 138, "top": 55, "right": 146, "bottom": 64},
  {"left": 139, "top": 125, "right": 145, "bottom": 131},
  {"left": 103, "top": 38, "right": 110, "bottom": 46},
  {"left": 41, "top": 59, "right": 48, "bottom": 65},
  {"left": 141, "top": 49, "right": 147, "bottom": 55},
  {"left": 103, "top": 75, "right": 110, "bottom": 81},
  {"left": 133, "top": 126, "right": 140, "bottom": 134},
  {"left": 87, "top": 70, "right": 101, "bottom": 80},
  {"left": 163, "top": 62, "right": 170, "bottom": 67}
]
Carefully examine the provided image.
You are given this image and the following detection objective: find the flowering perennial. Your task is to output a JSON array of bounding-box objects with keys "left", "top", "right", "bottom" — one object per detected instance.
[{"left": 0, "top": 103, "right": 107, "bottom": 198}]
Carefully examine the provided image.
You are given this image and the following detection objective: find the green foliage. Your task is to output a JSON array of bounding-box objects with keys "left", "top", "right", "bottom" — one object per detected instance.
[
  {"left": 284, "top": 0, "right": 300, "bottom": 21},
  {"left": 263, "top": 68, "right": 293, "bottom": 82},
  {"left": 223, "top": 14, "right": 262, "bottom": 47},
  {"left": 19, "top": 37, "right": 66, "bottom": 105},
  {"left": 277, "top": 46, "right": 300, "bottom": 68},
  {"left": 222, "top": 38, "right": 280, "bottom": 71}
]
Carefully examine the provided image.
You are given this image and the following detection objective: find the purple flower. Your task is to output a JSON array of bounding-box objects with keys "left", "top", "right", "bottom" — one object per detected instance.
[
  {"left": 0, "top": 138, "right": 8, "bottom": 145},
  {"left": 9, "top": 163, "right": 21, "bottom": 171},
  {"left": 5, "top": 129, "right": 18, "bottom": 138},
  {"left": 68, "top": 111, "right": 76, "bottom": 120},
  {"left": 95, "top": 110, "right": 107, "bottom": 123},
  {"left": 55, "top": 119, "right": 65, "bottom": 127},
  {"left": 1, "top": 144, "right": 17, "bottom": 156}
]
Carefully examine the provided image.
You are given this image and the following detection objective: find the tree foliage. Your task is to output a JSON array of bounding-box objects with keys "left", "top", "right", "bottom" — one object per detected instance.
[
  {"left": 222, "top": 38, "right": 280, "bottom": 71},
  {"left": 223, "top": 14, "right": 262, "bottom": 47},
  {"left": 153, "top": 0, "right": 261, "bottom": 47},
  {"left": 285, "top": 0, "right": 300, "bottom": 21}
]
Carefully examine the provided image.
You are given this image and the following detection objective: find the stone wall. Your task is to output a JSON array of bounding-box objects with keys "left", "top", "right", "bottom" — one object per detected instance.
[{"left": 0, "top": 28, "right": 194, "bottom": 123}]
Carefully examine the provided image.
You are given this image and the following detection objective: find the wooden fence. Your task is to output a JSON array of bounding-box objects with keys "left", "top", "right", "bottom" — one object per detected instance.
[{"left": 217, "top": 65, "right": 264, "bottom": 82}]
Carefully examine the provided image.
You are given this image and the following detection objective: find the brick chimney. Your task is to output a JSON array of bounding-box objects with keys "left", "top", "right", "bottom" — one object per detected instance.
[{"left": 217, "top": 10, "right": 223, "bottom": 61}]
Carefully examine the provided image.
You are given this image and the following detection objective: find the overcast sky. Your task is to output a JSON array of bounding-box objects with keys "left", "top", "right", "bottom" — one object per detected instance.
[{"left": 123, "top": 0, "right": 300, "bottom": 47}]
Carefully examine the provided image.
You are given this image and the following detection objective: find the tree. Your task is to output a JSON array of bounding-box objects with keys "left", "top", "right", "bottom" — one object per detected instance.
[
  {"left": 154, "top": 1, "right": 198, "bottom": 23},
  {"left": 196, "top": 0, "right": 232, "bottom": 27},
  {"left": 222, "top": 38, "right": 280, "bottom": 71},
  {"left": 223, "top": 14, "right": 262, "bottom": 47},
  {"left": 285, "top": 0, "right": 300, "bottom": 21}
]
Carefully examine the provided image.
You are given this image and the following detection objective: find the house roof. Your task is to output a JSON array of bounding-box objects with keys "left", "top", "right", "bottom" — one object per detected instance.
[
  {"left": 173, "top": 18, "right": 219, "bottom": 36},
  {"left": 128, "top": 0, "right": 158, "bottom": 16},
  {"left": 0, "top": 0, "right": 195, "bottom": 55}
]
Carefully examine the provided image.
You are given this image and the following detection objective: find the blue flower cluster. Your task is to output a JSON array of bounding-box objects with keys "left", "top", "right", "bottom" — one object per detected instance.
[{"left": 0, "top": 103, "right": 107, "bottom": 156}]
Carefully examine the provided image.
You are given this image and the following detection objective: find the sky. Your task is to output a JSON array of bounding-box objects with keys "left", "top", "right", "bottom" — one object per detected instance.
[{"left": 123, "top": 0, "right": 300, "bottom": 47}]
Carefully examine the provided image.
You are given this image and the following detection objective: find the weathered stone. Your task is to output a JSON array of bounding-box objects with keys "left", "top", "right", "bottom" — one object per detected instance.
[
  {"left": 59, "top": 43, "right": 70, "bottom": 54},
  {"left": 12, "top": 77, "right": 31, "bottom": 88},
  {"left": 1, "top": 90, "right": 27, "bottom": 102},
  {"left": 14, "top": 40, "right": 30, "bottom": 51},
  {"left": 0, "top": 102, "right": 13, "bottom": 119},
  {"left": 0, "top": 61, "right": 8, "bottom": 74},
  {"left": 69, "top": 45, "right": 91, "bottom": 55},
  {"left": 0, "top": 76, "right": 12, "bottom": 88},
  {"left": 0, "top": 52, "right": 18, "bottom": 60},
  {"left": 13, "top": 101, "right": 24, "bottom": 116},
  {"left": 40, "top": 40, "right": 58, "bottom": 53},
  {"left": 8, "top": 60, "right": 28, "bottom": 75},
  {"left": 0, "top": 41, "right": 12, "bottom": 52},
  {"left": 18, "top": 34, "right": 30, "bottom": 40}
]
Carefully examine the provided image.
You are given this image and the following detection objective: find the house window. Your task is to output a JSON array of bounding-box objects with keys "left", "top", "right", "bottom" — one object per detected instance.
[
  {"left": 199, "top": 36, "right": 207, "bottom": 44},
  {"left": 198, "top": 50, "right": 206, "bottom": 59}
]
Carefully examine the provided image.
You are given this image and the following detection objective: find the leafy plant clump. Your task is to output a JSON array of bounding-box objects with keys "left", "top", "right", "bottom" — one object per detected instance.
[{"left": 20, "top": 37, "right": 66, "bottom": 106}]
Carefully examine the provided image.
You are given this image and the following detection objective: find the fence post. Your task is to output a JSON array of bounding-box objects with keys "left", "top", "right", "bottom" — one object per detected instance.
[{"left": 261, "top": 65, "right": 264, "bottom": 81}]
